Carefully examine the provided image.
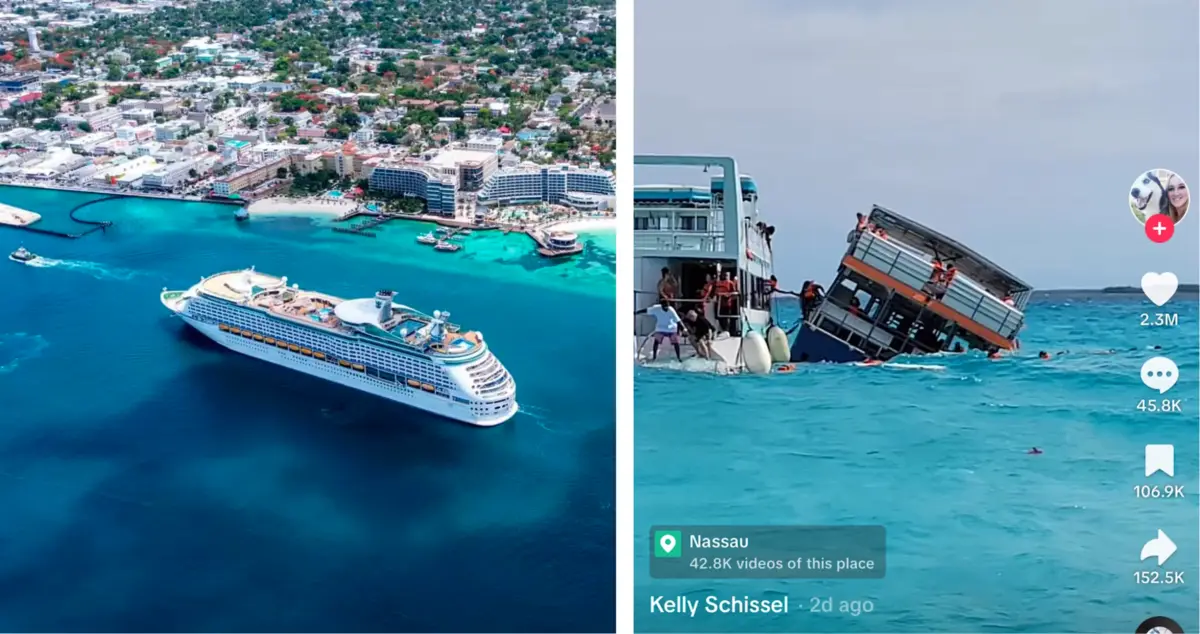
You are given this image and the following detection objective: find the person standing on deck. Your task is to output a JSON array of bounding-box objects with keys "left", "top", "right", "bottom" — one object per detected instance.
[
  {"left": 657, "top": 267, "right": 678, "bottom": 306},
  {"left": 635, "top": 298, "right": 687, "bottom": 362},
  {"left": 714, "top": 271, "right": 739, "bottom": 335}
]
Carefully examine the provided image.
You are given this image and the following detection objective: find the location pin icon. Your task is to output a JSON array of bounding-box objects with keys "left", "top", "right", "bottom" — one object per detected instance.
[{"left": 660, "top": 533, "right": 676, "bottom": 553}]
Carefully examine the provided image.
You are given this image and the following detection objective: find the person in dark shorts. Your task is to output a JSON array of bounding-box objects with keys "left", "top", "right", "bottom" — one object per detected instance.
[{"left": 683, "top": 309, "right": 716, "bottom": 359}]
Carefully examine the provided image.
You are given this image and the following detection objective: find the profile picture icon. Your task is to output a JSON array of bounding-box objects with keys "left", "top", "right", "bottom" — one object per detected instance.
[{"left": 1130, "top": 169, "right": 1190, "bottom": 225}]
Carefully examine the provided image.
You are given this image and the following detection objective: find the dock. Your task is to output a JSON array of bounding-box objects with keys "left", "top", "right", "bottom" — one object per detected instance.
[
  {"left": 326, "top": 206, "right": 587, "bottom": 259},
  {"left": 0, "top": 195, "right": 116, "bottom": 239}
]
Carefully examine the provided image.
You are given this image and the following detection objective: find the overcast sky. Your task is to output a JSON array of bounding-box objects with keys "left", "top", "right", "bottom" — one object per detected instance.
[{"left": 634, "top": 0, "right": 1199, "bottom": 288}]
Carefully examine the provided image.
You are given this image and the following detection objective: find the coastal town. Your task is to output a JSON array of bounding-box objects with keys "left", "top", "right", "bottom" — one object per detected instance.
[{"left": 0, "top": 0, "right": 616, "bottom": 255}]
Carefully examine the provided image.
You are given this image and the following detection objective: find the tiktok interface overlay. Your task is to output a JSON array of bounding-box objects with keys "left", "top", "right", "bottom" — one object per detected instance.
[
  {"left": 1129, "top": 167, "right": 1195, "bottom": 634},
  {"left": 649, "top": 526, "right": 885, "bottom": 579}
]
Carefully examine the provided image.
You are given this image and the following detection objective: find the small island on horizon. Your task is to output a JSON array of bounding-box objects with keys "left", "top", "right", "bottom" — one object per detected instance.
[{"left": 1037, "top": 284, "right": 1200, "bottom": 295}]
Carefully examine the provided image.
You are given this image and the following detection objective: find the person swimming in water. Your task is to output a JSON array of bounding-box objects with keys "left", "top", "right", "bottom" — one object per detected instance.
[
  {"left": 987, "top": 349, "right": 1002, "bottom": 360},
  {"left": 1038, "top": 351, "right": 1050, "bottom": 360},
  {"left": 1028, "top": 447, "right": 1043, "bottom": 455},
  {"left": 861, "top": 357, "right": 884, "bottom": 367}
]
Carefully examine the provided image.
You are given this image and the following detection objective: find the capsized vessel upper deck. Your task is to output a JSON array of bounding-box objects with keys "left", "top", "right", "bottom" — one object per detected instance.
[{"left": 790, "top": 205, "right": 1032, "bottom": 363}]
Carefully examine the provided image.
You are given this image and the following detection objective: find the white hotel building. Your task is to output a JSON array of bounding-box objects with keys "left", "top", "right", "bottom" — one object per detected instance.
[{"left": 477, "top": 163, "right": 615, "bottom": 210}]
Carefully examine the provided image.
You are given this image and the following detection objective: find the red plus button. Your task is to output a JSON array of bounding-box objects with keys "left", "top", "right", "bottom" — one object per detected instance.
[{"left": 1146, "top": 216, "right": 1175, "bottom": 243}]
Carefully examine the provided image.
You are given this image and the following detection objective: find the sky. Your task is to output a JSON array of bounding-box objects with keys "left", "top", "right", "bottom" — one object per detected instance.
[{"left": 634, "top": 0, "right": 1199, "bottom": 289}]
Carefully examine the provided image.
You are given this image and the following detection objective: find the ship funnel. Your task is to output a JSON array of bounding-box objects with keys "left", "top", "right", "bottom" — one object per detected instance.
[{"left": 375, "top": 290, "right": 395, "bottom": 322}]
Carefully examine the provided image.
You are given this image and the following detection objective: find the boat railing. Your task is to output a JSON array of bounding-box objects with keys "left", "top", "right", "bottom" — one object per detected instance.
[
  {"left": 635, "top": 229, "right": 727, "bottom": 254},
  {"left": 851, "top": 232, "right": 1023, "bottom": 339}
]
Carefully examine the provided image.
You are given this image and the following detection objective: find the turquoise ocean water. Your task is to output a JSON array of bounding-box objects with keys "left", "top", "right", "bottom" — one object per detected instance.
[
  {"left": 0, "top": 187, "right": 615, "bottom": 632},
  {"left": 636, "top": 297, "right": 1200, "bottom": 633}
]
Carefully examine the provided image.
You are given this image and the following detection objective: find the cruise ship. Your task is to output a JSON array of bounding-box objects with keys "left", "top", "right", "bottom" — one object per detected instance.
[{"left": 160, "top": 268, "right": 518, "bottom": 426}]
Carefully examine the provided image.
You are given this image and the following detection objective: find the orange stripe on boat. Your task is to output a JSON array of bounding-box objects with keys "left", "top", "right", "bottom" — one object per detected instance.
[{"left": 840, "top": 255, "right": 1015, "bottom": 350}]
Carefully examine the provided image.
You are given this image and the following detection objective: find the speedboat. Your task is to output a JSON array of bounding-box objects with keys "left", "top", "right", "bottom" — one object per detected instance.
[
  {"left": 8, "top": 246, "right": 37, "bottom": 263},
  {"left": 417, "top": 232, "right": 438, "bottom": 245},
  {"left": 434, "top": 241, "right": 461, "bottom": 252}
]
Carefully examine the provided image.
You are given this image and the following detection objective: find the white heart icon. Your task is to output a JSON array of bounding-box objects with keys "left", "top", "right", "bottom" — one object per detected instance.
[{"left": 1141, "top": 272, "right": 1179, "bottom": 307}]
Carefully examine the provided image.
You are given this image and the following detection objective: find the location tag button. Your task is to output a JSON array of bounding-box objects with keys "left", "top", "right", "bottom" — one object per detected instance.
[{"left": 654, "top": 530, "right": 682, "bottom": 558}]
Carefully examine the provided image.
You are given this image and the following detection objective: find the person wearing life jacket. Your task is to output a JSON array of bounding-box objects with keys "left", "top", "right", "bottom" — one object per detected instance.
[{"left": 714, "top": 271, "right": 738, "bottom": 335}]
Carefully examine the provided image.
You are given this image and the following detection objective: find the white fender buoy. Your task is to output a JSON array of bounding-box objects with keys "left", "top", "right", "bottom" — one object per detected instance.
[
  {"left": 742, "top": 331, "right": 772, "bottom": 375},
  {"left": 766, "top": 325, "right": 790, "bottom": 363}
]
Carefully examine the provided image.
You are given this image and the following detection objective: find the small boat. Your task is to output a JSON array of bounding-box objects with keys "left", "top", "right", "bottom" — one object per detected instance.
[
  {"left": 8, "top": 246, "right": 37, "bottom": 263},
  {"left": 459, "top": 229, "right": 473, "bottom": 235},
  {"left": 434, "top": 241, "right": 461, "bottom": 252},
  {"left": 417, "top": 232, "right": 438, "bottom": 245},
  {"left": 234, "top": 208, "right": 249, "bottom": 221}
]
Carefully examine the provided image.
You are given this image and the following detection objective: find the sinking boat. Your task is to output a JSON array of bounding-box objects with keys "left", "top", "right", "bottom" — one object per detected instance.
[{"left": 790, "top": 205, "right": 1031, "bottom": 363}]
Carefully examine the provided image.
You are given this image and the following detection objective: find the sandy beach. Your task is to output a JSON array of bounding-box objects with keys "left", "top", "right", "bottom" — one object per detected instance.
[
  {"left": 542, "top": 216, "right": 616, "bottom": 233},
  {"left": 247, "top": 197, "right": 357, "bottom": 217},
  {"left": 0, "top": 202, "right": 41, "bottom": 227}
]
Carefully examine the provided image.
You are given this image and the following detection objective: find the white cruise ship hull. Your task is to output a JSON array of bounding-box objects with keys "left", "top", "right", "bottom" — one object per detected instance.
[{"left": 180, "top": 315, "right": 517, "bottom": 427}]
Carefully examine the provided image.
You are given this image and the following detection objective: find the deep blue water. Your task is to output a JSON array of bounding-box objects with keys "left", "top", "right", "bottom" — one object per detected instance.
[
  {"left": 636, "top": 297, "right": 1200, "bottom": 633},
  {"left": 0, "top": 188, "right": 615, "bottom": 633}
]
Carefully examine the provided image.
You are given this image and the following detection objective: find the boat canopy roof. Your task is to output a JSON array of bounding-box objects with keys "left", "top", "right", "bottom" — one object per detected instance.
[{"left": 868, "top": 205, "right": 1033, "bottom": 294}]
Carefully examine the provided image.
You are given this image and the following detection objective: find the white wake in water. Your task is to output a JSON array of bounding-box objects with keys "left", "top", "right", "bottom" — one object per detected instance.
[{"left": 22, "top": 257, "right": 144, "bottom": 281}]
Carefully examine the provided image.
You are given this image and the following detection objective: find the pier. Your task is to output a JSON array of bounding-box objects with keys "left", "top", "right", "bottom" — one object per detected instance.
[
  {"left": 0, "top": 195, "right": 117, "bottom": 239},
  {"left": 326, "top": 206, "right": 596, "bottom": 260}
]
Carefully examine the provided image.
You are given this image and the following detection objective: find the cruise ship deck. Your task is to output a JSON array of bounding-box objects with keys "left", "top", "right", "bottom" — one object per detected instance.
[{"left": 196, "top": 269, "right": 484, "bottom": 357}]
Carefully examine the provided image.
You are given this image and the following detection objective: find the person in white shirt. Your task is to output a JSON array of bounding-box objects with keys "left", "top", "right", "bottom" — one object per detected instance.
[{"left": 635, "top": 298, "right": 687, "bottom": 361}]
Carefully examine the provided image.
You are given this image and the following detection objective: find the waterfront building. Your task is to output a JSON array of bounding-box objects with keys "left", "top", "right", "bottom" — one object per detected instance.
[
  {"left": 212, "top": 155, "right": 291, "bottom": 197},
  {"left": 477, "top": 163, "right": 615, "bottom": 208},
  {"left": 143, "top": 158, "right": 198, "bottom": 190},
  {"left": 424, "top": 146, "right": 498, "bottom": 192},
  {"left": 366, "top": 158, "right": 457, "bottom": 215},
  {"left": 92, "top": 155, "right": 158, "bottom": 184}
]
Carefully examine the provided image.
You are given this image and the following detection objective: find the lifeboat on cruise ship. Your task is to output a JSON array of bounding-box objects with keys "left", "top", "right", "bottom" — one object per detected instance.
[
  {"left": 276, "top": 341, "right": 288, "bottom": 348},
  {"left": 219, "top": 324, "right": 230, "bottom": 332},
  {"left": 264, "top": 337, "right": 276, "bottom": 344},
  {"left": 313, "top": 351, "right": 326, "bottom": 359},
  {"left": 288, "top": 344, "right": 300, "bottom": 352},
  {"left": 338, "top": 360, "right": 351, "bottom": 367},
  {"left": 230, "top": 328, "right": 242, "bottom": 335},
  {"left": 242, "top": 331, "right": 253, "bottom": 338},
  {"left": 420, "top": 383, "right": 436, "bottom": 392},
  {"left": 301, "top": 348, "right": 312, "bottom": 356},
  {"left": 406, "top": 379, "right": 421, "bottom": 388},
  {"left": 253, "top": 334, "right": 264, "bottom": 341},
  {"left": 351, "top": 364, "right": 365, "bottom": 372}
]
